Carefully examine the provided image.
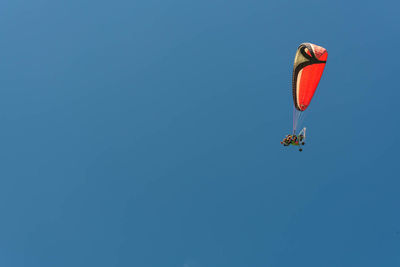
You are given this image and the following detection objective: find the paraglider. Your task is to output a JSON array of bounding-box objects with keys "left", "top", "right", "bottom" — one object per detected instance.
[
  {"left": 281, "top": 128, "right": 306, "bottom": 151},
  {"left": 281, "top": 43, "right": 328, "bottom": 151}
]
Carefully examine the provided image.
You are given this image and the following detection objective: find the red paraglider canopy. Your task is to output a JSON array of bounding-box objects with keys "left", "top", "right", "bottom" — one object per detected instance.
[{"left": 292, "top": 43, "right": 328, "bottom": 111}]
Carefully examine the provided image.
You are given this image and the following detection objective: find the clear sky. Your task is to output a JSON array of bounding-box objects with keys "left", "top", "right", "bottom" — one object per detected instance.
[{"left": 0, "top": 0, "right": 399, "bottom": 266}]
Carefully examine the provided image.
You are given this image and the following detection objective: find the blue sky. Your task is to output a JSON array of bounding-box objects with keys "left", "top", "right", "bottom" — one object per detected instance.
[{"left": 0, "top": 0, "right": 399, "bottom": 266}]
